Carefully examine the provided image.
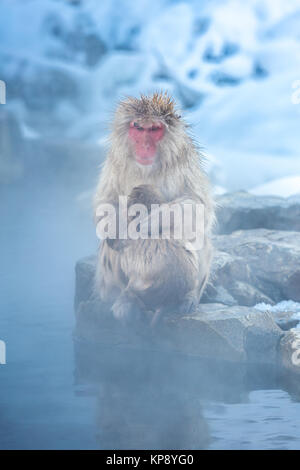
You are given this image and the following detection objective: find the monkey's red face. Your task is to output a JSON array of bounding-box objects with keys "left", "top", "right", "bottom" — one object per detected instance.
[{"left": 128, "top": 121, "right": 165, "bottom": 166}]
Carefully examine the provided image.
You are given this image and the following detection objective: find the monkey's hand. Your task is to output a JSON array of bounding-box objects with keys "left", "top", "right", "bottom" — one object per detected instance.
[{"left": 128, "top": 184, "right": 163, "bottom": 206}]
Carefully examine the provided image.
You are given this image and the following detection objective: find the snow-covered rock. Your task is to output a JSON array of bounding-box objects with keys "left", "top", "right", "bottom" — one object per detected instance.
[
  {"left": 216, "top": 191, "right": 300, "bottom": 233},
  {"left": 255, "top": 300, "right": 300, "bottom": 330}
]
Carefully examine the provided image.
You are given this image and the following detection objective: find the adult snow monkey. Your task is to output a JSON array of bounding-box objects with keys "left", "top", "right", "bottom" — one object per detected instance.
[{"left": 94, "top": 92, "right": 215, "bottom": 324}]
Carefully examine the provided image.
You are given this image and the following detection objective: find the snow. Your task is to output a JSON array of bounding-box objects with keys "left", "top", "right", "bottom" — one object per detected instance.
[
  {"left": 250, "top": 176, "right": 300, "bottom": 197},
  {"left": 0, "top": 0, "right": 300, "bottom": 191},
  {"left": 255, "top": 300, "right": 300, "bottom": 314},
  {"left": 141, "top": 3, "right": 194, "bottom": 67},
  {"left": 213, "top": 186, "right": 227, "bottom": 196},
  {"left": 255, "top": 301, "right": 300, "bottom": 328}
]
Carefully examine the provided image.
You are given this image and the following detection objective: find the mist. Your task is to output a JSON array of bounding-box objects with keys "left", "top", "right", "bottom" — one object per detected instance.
[{"left": 1, "top": 0, "right": 300, "bottom": 450}]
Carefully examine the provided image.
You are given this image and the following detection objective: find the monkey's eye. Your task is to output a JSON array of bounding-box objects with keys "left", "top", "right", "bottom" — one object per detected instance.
[
  {"left": 133, "top": 122, "right": 143, "bottom": 131},
  {"left": 151, "top": 126, "right": 160, "bottom": 131}
]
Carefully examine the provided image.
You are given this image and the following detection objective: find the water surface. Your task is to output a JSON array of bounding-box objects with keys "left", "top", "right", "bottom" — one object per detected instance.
[{"left": 0, "top": 144, "right": 299, "bottom": 450}]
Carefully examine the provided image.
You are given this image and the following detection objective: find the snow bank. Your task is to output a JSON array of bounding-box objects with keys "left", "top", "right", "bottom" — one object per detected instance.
[{"left": 250, "top": 176, "right": 300, "bottom": 197}]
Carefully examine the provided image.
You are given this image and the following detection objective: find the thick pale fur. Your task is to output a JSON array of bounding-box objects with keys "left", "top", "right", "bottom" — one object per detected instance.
[{"left": 93, "top": 92, "right": 215, "bottom": 320}]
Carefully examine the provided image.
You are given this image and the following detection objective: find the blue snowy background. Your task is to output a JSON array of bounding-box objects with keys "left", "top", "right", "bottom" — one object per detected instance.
[
  {"left": 1, "top": 0, "right": 300, "bottom": 194},
  {"left": 1, "top": 0, "right": 300, "bottom": 450}
]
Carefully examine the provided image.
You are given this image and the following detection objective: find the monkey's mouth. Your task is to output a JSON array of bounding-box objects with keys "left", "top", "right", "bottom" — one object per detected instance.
[{"left": 135, "top": 153, "right": 157, "bottom": 166}]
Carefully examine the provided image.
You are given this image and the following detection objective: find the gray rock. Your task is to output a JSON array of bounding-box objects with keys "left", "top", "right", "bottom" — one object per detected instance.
[
  {"left": 74, "top": 299, "right": 284, "bottom": 365},
  {"left": 203, "top": 229, "right": 300, "bottom": 306},
  {"left": 74, "top": 255, "right": 97, "bottom": 311},
  {"left": 216, "top": 191, "right": 300, "bottom": 234}
]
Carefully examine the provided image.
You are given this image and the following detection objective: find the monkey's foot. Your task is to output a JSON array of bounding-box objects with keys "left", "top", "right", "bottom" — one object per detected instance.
[{"left": 111, "top": 292, "right": 143, "bottom": 325}]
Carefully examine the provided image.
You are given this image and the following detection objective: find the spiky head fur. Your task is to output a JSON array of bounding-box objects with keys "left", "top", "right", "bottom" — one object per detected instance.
[{"left": 116, "top": 91, "right": 181, "bottom": 127}]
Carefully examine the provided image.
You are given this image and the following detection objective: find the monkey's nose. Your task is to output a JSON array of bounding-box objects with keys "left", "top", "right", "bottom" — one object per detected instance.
[{"left": 143, "top": 134, "right": 153, "bottom": 147}]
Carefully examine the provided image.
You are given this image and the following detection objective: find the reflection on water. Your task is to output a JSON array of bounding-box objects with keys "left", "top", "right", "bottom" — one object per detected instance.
[
  {"left": 0, "top": 139, "right": 300, "bottom": 449},
  {"left": 74, "top": 337, "right": 300, "bottom": 450},
  {"left": 74, "top": 342, "right": 213, "bottom": 449}
]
